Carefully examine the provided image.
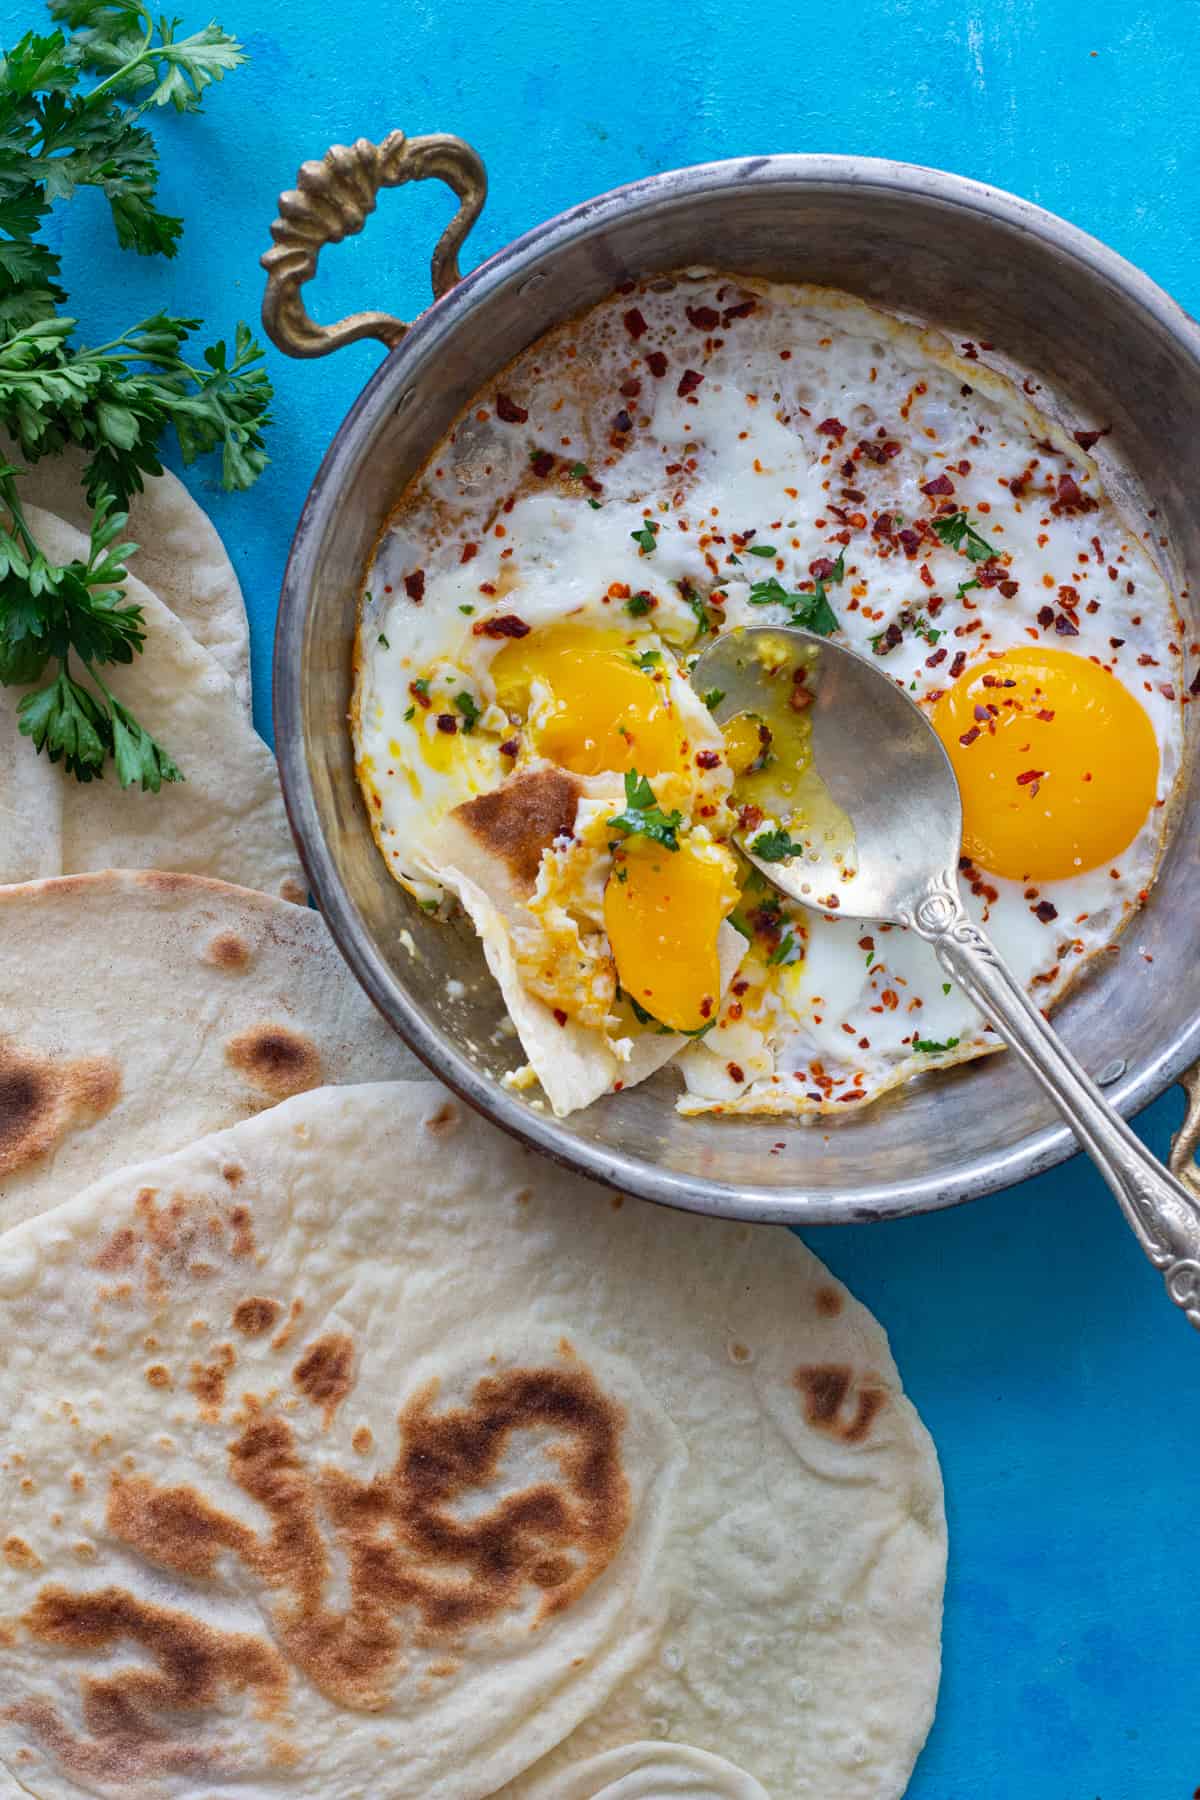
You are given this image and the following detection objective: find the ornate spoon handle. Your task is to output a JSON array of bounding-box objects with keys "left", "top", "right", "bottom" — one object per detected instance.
[{"left": 906, "top": 875, "right": 1200, "bottom": 1329}]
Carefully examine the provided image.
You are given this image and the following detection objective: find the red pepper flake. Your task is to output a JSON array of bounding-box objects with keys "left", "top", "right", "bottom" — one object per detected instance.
[
  {"left": 858, "top": 935, "right": 874, "bottom": 952},
  {"left": 789, "top": 685, "right": 812, "bottom": 712},
  {"left": 495, "top": 392, "right": 528, "bottom": 424},
  {"left": 949, "top": 651, "right": 967, "bottom": 678},
  {"left": 722, "top": 298, "right": 757, "bottom": 324},
  {"left": 809, "top": 557, "right": 837, "bottom": 579},
  {"left": 695, "top": 749, "right": 721, "bottom": 769},
  {"left": 613, "top": 408, "right": 633, "bottom": 433},
  {"left": 1073, "top": 424, "right": 1111, "bottom": 452},
  {"left": 1190, "top": 667, "right": 1200, "bottom": 696},
  {"left": 1036, "top": 708, "right": 1055, "bottom": 722},
  {"left": 1052, "top": 472, "right": 1097, "bottom": 516},
  {"left": 880, "top": 989, "right": 899, "bottom": 1011},
  {"left": 998, "top": 579, "right": 1020, "bottom": 598},
  {"left": 623, "top": 307, "right": 648, "bottom": 339},
  {"left": 817, "top": 417, "right": 847, "bottom": 441},
  {"left": 727, "top": 1062, "right": 746, "bottom": 1084},
  {"left": 1037, "top": 605, "right": 1054, "bottom": 628},
  {"left": 499, "top": 737, "right": 518, "bottom": 758},
  {"left": 529, "top": 449, "right": 555, "bottom": 478},
  {"left": 460, "top": 542, "right": 479, "bottom": 564},
  {"left": 686, "top": 304, "right": 720, "bottom": 330},
  {"left": 926, "top": 646, "right": 948, "bottom": 668},
  {"left": 738, "top": 803, "right": 764, "bottom": 834},
  {"left": 958, "top": 725, "right": 981, "bottom": 746},
  {"left": 472, "top": 613, "right": 531, "bottom": 639},
  {"left": 1034, "top": 900, "right": 1058, "bottom": 923},
  {"left": 1055, "top": 613, "right": 1080, "bottom": 636},
  {"left": 404, "top": 570, "right": 426, "bottom": 603},
  {"left": 408, "top": 681, "right": 431, "bottom": 709},
  {"left": 921, "top": 473, "right": 955, "bottom": 496},
  {"left": 1136, "top": 653, "right": 1158, "bottom": 667},
  {"left": 677, "top": 369, "right": 704, "bottom": 398},
  {"left": 645, "top": 349, "right": 668, "bottom": 378},
  {"left": 1016, "top": 768, "right": 1045, "bottom": 786},
  {"left": 436, "top": 713, "right": 458, "bottom": 734},
  {"left": 619, "top": 377, "right": 642, "bottom": 399},
  {"left": 553, "top": 1008, "right": 568, "bottom": 1026}
]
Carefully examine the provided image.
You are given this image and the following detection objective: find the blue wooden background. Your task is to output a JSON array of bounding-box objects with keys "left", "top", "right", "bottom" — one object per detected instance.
[{"left": 9, "top": 0, "right": 1200, "bottom": 1791}]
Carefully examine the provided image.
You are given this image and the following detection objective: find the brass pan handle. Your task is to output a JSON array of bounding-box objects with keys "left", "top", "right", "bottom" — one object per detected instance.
[{"left": 261, "top": 130, "right": 487, "bottom": 359}]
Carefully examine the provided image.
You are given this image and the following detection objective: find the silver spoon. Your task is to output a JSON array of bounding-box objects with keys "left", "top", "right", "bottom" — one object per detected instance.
[{"left": 692, "top": 624, "right": 1200, "bottom": 1330}]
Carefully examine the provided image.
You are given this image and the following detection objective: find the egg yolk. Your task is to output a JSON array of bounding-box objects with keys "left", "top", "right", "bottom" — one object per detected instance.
[
  {"left": 604, "top": 838, "right": 735, "bottom": 1032},
  {"left": 932, "top": 646, "right": 1159, "bottom": 880},
  {"left": 492, "top": 622, "right": 684, "bottom": 777}
]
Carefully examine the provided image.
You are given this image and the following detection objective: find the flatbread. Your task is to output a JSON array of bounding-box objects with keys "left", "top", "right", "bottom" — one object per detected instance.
[
  {"left": 0, "top": 507, "right": 302, "bottom": 898},
  {"left": 0, "top": 870, "right": 422, "bottom": 1231},
  {"left": 5, "top": 439, "right": 252, "bottom": 712},
  {"left": 0, "top": 1081, "right": 945, "bottom": 1800}
]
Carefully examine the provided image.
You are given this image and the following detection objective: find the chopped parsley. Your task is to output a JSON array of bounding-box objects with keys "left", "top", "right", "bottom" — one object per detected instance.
[
  {"left": 459, "top": 603, "right": 475, "bottom": 614},
  {"left": 956, "top": 577, "right": 981, "bottom": 599},
  {"left": 412, "top": 677, "right": 430, "bottom": 696},
  {"left": 942, "top": 982, "right": 952, "bottom": 995},
  {"left": 631, "top": 518, "right": 660, "bottom": 554},
  {"left": 570, "top": 461, "right": 588, "bottom": 477},
  {"left": 750, "top": 826, "right": 806, "bottom": 861},
  {"left": 588, "top": 497, "right": 602, "bottom": 510},
  {"left": 680, "top": 583, "right": 712, "bottom": 637},
  {"left": 746, "top": 543, "right": 777, "bottom": 557},
  {"left": 748, "top": 574, "right": 839, "bottom": 637},
  {"left": 767, "top": 929, "right": 800, "bottom": 966},
  {"left": 634, "top": 649, "right": 662, "bottom": 670},
  {"left": 608, "top": 769, "right": 683, "bottom": 851},
  {"left": 626, "top": 591, "right": 654, "bottom": 617},
  {"left": 403, "top": 705, "right": 415, "bottom": 721},
  {"left": 618, "top": 984, "right": 715, "bottom": 1037},
  {"left": 702, "top": 686, "right": 726, "bottom": 710},
  {"left": 377, "top": 632, "right": 390, "bottom": 648},
  {"left": 933, "top": 510, "right": 994, "bottom": 562},
  {"left": 454, "top": 691, "right": 481, "bottom": 731},
  {"left": 914, "top": 1035, "right": 961, "bottom": 1054}
]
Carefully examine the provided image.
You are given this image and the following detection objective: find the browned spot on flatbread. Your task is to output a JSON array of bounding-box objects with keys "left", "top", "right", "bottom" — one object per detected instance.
[
  {"left": 453, "top": 768, "right": 581, "bottom": 888},
  {"left": 93, "top": 1227, "right": 137, "bottom": 1274},
  {"left": 144, "top": 1365, "right": 172, "bottom": 1390},
  {"left": 426, "top": 1099, "right": 459, "bottom": 1135},
  {"left": 204, "top": 932, "right": 251, "bottom": 972},
  {"left": 0, "top": 1042, "right": 120, "bottom": 1178},
  {"left": 103, "top": 1360, "right": 630, "bottom": 1710},
  {"left": 280, "top": 876, "right": 308, "bottom": 906},
  {"left": 233, "top": 1297, "right": 282, "bottom": 1338},
  {"left": 4, "top": 1536, "right": 41, "bottom": 1572},
  {"left": 793, "top": 1364, "right": 889, "bottom": 1444},
  {"left": 292, "top": 1334, "right": 354, "bottom": 1426},
  {"left": 815, "top": 1285, "right": 843, "bottom": 1318},
  {"left": 188, "top": 1345, "right": 235, "bottom": 1423},
  {"left": 271, "top": 1297, "right": 303, "bottom": 1351},
  {"left": 225, "top": 1025, "right": 322, "bottom": 1100},
  {"left": 352, "top": 1425, "right": 374, "bottom": 1456},
  {"left": 10, "top": 1585, "right": 287, "bottom": 1785}
]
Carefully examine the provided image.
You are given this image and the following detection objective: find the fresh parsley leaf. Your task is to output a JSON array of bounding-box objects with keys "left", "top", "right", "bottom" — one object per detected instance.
[
  {"left": 625, "top": 591, "right": 653, "bottom": 617},
  {"left": 746, "top": 542, "right": 776, "bottom": 557},
  {"left": 942, "top": 982, "right": 952, "bottom": 995},
  {"left": 412, "top": 677, "right": 430, "bottom": 696},
  {"left": 702, "top": 686, "right": 726, "bottom": 710},
  {"left": 377, "top": 632, "right": 389, "bottom": 648},
  {"left": 458, "top": 603, "right": 474, "bottom": 614},
  {"left": 454, "top": 690, "right": 480, "bottom": 732},
  {"left": 748, "top": 574, "right": 838, "bottom": 636},
  {"left": 829, "top": 550, "right": 846, "bottom": 583},
  {"left": 633, "top": 648, "right": 661, "bottom": 670},
  {"left": 767, "top": 929, "right": 799, "bottom": 966},
  {"left": 680, "top": 582, "right": 710, "bottom": 636},
  {"left": 403, "top": 704, "right": 414, "bottom": 721},
  {"left": 914, "top": 1035, "right": 961, "bottom": 1054},
  {"left": 933, "top": 510, "right": 994, "bottom": 562},
  {"left": 956, "top": 577, "right": 980, "bottom": 599},
  {"left": 569, "top": 460, "right": 587, "bottom": 477},
  {"left": 607, "top": 768, "right": 683, "bottom": 851},
  {"left": 630, "top": 518, "right": 659, "bottom": 554},
  {"left": 750, "top": 826, "right": 806, "bottom": 862},
  {"left": 587, "top": 497, "right": 601, "bottom": 510}
]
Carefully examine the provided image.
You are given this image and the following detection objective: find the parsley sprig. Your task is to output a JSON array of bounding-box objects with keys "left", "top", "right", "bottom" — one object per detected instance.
[
  {"left": 750, "top": 826, "right": 806, "bottom": 862},
  {"left": 607, "top": 769, "right": 683, "bottom": 851},
  {"left": 932, "top": 510, "right": 994, "bottom": 562},
  {"left": 914, "top": 1035, "right": 961, "bottom": 1054},
  {"left": 0, "top": 4, "right": 269, "bottom": 787},
  {"left": 747, "top": 550, "right": 844, "bottom": 636}
]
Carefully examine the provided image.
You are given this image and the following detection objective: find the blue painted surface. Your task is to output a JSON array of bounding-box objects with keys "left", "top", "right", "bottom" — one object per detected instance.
[{"left": 9, "top": 0, "right": 1200, "bottom": 1790}]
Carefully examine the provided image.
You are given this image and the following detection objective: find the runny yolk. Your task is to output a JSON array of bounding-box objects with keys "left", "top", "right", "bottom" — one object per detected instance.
[
  {"left": 932, "top": 646, "right": 1160, "bottom": 881},
  {"left": 604, "top": 837, "right": 734, "bottom": 1032},
  {"left": 491, "top": 622, "right": 684, "bottom": 777}
]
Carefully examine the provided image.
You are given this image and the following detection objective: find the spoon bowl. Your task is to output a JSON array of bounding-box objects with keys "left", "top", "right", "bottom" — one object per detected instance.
[{"left": 692, "top": 624, "right": 1200, "bottom": 1333}]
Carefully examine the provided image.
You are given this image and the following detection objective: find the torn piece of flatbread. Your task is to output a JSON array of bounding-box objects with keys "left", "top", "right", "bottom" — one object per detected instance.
[
  {"left": 0, "top": 506, "right": 302, "bottom": 898},
  {"left": 5, "top": 437, "right": 252, "bottom": 712}
]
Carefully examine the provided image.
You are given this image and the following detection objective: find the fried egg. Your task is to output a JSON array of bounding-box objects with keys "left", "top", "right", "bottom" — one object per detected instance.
[{"left": 354, "top": 275, "right": 1187, "bottom": 1118}]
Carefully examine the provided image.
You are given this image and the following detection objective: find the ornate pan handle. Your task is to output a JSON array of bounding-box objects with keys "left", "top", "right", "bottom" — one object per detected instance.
[{"left": 261, "top": 130, "right": 487, "bottom": 359}]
